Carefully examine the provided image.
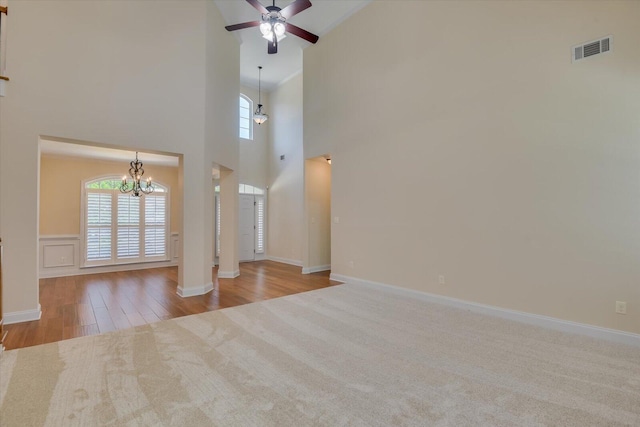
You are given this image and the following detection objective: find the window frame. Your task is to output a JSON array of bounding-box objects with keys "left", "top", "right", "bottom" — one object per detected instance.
[
  {"left": 81, "top": 175, "right": 171, "bottom": 268},
  {"left": 239, "top": 93, "right": 253, "bottom": 141}
]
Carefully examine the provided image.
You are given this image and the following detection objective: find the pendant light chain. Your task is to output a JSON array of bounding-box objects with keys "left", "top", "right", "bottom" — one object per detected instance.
[
  {"left": 258, "top": 66, "right": 262, "bottom": 106},
  {"left": 254, "top": 65, "right": 269, "bottom": 125}
]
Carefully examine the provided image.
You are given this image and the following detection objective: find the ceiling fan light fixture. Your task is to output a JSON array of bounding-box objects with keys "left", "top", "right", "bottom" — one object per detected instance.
[
  {"left": 273, "top": 22, "right": 286, "bottom": 36},
  {"left": 224, "top": 0, "right": 319, "bottom": 54},
  {"left": 262, "top": 31, "right": 286, "bottom": 43},
  {"left": 260, "top": 14, "right": 286, "bottom": 42},
  {"left": 259, "top": 21, "right": 272, "bottom": 36}
]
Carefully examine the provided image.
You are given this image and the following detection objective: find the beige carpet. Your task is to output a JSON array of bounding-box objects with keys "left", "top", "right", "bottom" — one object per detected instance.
[{"left": 1, "top": 284, "right": 639, "bottom": 426}]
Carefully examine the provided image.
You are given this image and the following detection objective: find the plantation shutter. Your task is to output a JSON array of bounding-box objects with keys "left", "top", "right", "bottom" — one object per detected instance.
[
  {"left": 215, "top": 195, "right": 221, "bottom": 257},
  {"left": 86, "top": 192, "right": 112, "bottom": 262},
  {"left": 145, "top": 195, "right": 166, "bottom": 257},
  {"left": 117, "top": 194, "right": 140, "bottom": 259},
  {"left": 255, "top": 196, "right": 264, "bottom": 254},
  {"left": 83, "top": 178, "right": 170, "bottom": 267}
]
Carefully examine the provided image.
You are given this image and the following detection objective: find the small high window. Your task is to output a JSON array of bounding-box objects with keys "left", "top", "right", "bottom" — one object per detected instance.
[{"left": 239, "top": 94, "right": 253, "bottom": 140}]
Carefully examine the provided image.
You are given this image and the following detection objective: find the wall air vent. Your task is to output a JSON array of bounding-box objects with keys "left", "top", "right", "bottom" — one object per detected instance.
[{"left": 572, "top": 36, "right": 612, "bottom": 63}]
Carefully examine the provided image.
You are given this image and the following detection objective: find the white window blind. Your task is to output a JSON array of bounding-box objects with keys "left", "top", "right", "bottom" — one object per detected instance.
[
  {"left": 255, "top": 196, "right": 264, "bottom": 254},
  {"left": 86, "top": 192, "right": 112, "bottom": 262},
  {"left": 145, "top": 195, "right": 166, "bottom": 257},
  {"left": 83, "top": 177, "right": 169, "bottom": 267},
  {"left": 215, "top": 195, "right": 221, "bottom": 257},
  {"left": 117, "top": 194, "right": 140, "bottom": 259}
]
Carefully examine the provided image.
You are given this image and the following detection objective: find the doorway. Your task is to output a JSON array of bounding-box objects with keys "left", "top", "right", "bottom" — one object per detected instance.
[
  {"left": 215, "top": 184, "right": 265, "bottom": 263},
  {"left": 302, "top": 156, "right": 332, "bottom": 274},
  {"left": 239, "top": 194, "right": 254, "bottom": 261}
]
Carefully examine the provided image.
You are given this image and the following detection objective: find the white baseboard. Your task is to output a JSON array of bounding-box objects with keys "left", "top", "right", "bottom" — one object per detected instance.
[
  {"left": 302, "top": 264, "right": 331, "bottom": 274},
  {"left": 330, "top": 273, "right": 640, "bottom": 348},
  {"left": 177, "top": 282, "right": 214, "bottom": 298},
  {"left": 218, "top": 270, "right": 240, "bottom": 279},
  {"left": 267, "top": 256, "right": 303, "bottom": 267},
  {"left": 4, "top": 304, "right": 42, "bottom": 325}
]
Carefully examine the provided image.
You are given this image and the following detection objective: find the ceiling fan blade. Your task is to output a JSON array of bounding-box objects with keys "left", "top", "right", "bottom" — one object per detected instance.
[
  {"left": 280, "top": 0, "right": 312, "bottom": 19},
  {"left": 285, "top": 23, "right": 319, "bottom": 44},
  {"left": 268, "top": 38, "right": 278, "bottom": 54},
  {"left": 246, "top": 0, "right": 269, "bottom": 14},
  {"left": 225, "top": 21, "right": 261, "bottom": 32}
]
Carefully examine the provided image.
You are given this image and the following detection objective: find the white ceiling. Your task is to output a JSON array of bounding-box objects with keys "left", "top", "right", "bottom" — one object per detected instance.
[
  {"left": 214, "top": 0, "right": 371, "bottom": 91},
  {"left": 40, "top": 139, "right": 180, "bottom": 167},
  {"left": 40, "top": 140, "right": 224, "bottom": 177}
]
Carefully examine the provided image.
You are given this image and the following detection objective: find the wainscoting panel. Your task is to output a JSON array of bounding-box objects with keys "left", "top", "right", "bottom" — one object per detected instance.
[
  {"left": 39, "top": 235, "right": 80, "bottom": 277},
  {"left": 43, "top": 243, "right": 76, "bottom": 268},
  {"left": 39, "top": 234, "right": 180, "bottom": 278},
  {"left": 172, "top": 232, "right": 179, "bottom": 260}
]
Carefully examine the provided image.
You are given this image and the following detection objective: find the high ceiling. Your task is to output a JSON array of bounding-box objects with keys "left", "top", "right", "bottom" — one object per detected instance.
[
  {"left": 41, "top": 1, "right": 372, "bottom": 166},
  {"left": 214, "top": 0, "right": 371, "bottom": 91}
]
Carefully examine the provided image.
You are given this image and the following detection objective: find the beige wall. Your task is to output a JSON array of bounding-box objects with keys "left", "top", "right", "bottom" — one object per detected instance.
[
  {"left": 239, "top": 85, "right": 269, "bottom": 191},
  {"left": 205, "top": 0, "right": 241, "bottom": 280},
  {"left": 268, "top": 73, "right": 304, "bottom": 263},
  {"left": 303, "top": 157, "right": 331, "bottom": 270},
  {"left": 219, "top": 168, "right": 239, "bottom": 276},
  {"left": 40, "top": 155, "right": 180, "bottom": 236},
  {"left": 305, "top": 1, "right": 640, "bottom": 333},
  {"left": 0, "top": 1, "right": 238, "bottom": 315}
]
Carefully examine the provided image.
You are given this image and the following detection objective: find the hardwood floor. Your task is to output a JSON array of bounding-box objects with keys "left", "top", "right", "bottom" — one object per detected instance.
[{"left": 3, "top": 261, "right": 339, "bottom": 351}]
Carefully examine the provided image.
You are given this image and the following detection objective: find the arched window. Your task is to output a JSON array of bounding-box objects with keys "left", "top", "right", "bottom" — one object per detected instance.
[
  {"left": 82, "top": 176, "right": 169, "bottom": 267},
  {"left": 239, "top": 94, "right": 253, "bottom": 140}
]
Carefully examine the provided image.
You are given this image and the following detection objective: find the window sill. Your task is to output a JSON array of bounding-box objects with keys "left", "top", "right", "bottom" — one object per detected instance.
[{"left": 81, "top": 258, "right": 170, "bottom": 269}]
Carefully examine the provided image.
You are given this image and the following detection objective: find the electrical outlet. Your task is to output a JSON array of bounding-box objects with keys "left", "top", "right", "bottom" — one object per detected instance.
[
  {"left": 615, "top": 301, "right": 627, "bottom": 315},
  {"left": 438, "top": 275, "right": 445, "bottom": 285},
  {"left": 348, "top": 260, "right": 354, "bottom": 268}
]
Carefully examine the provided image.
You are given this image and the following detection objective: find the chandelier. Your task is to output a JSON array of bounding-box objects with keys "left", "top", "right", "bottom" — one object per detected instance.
[
  {"left": 254, "top": 66, "right": 268, "bottom": 125},
  {"left": 120, "top": 152, "right": 154, "bottom": 197}
]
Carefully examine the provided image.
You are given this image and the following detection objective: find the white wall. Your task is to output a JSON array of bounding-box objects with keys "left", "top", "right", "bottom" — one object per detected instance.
[
  {"left": 304, "top": 1, "right": 640, "bottom": 333},
  {"left": 268, "top": 73, "right": 304, "bottom": 264},
  {"left": 0, "top": 1, "right": 238, "bottom": 316}
]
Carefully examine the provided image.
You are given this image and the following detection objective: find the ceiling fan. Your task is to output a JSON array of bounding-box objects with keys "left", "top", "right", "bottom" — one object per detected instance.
[{"left": 225, "top": 0, "right": 320, "bottom": 54}]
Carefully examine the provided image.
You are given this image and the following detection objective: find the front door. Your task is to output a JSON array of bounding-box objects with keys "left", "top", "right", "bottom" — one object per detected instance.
[{"left": 239, "top": 194, "right": 255, "bottom": 262}]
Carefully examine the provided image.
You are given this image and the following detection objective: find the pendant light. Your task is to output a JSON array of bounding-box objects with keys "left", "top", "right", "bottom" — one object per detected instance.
[{"left": 254, "top": 66, "right": 269, "bottom": 125}]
